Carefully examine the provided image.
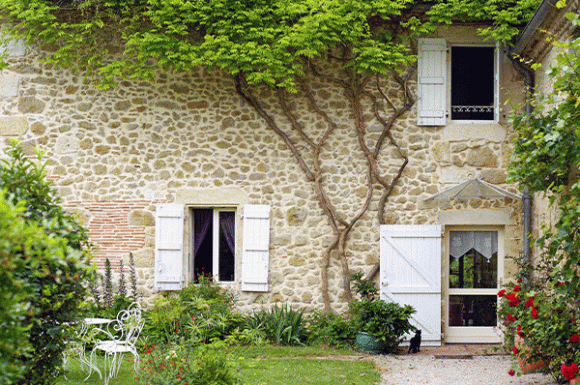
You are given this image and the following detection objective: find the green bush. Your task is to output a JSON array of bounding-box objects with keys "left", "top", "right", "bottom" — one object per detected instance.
[
  {"left": 246, "top": 304, "right": 307, "bottom": 346},
  {"left": 306, "top": 311, "right": 357, "bottom": 348},
  {"left": 349, "top": 272, "right": 416, "bottom": 353},
  {"left": 142, "top": 275, "right": 241, "bottom": 345},
  {"left": 0, "top": 141, "right": 94, "bottom": 385}
]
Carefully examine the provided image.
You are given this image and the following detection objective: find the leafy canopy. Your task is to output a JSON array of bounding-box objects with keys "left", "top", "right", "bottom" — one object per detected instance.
[{"left": 0, "top": 0, "right": 541, "bottom": 89}]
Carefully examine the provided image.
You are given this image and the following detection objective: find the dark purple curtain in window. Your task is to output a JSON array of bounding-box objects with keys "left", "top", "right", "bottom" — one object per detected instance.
[
  {"left": 194, "top": 209, "right": 212, "bottom": 258},
  {"left": 220, "top": 212, "right": 235, "bottom": 256}
]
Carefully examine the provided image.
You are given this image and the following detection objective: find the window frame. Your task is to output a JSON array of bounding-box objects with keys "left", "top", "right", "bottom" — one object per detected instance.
[
  {"left": 187, "top": 206, "right": 238, "bottom": 287},
  {"left": 448, "top": 43, "right": 500, "bottom": 125}
]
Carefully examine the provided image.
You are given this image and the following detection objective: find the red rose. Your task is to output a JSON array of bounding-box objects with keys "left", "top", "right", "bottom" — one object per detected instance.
[
  {"left": 517, "top": 278, "right": 523, "bottom": 283},
  {"left": 517, "top": 326, "right": 524, "bottom": 337},
  {"left": 505, "top": 293, "right": 520, "bottom": 307},
  {"left": 497, "top": 289, "right": 506, "bottom": 298},
  {"left": 561, "top": 363, "right": 579, "bottom": 381},
  {"left": 532, "top": 308, "right": 539, "bottom": 319},
  {"left": 513, "top": 285, "right": 521, "bottom": 292},
  {"left": 525, "top": 296, "right": 536, "bottom": 308},
  {"left": 571, "top": 333, "right": 579, "bottom": 343},
  {"left": 512, "top": 347, "right": 519, "bottom": 355},
  {"left": 507, "top": 313, "right": 516, "bottom": 322},
  {"left": 508, "top": 369, "right": 515, "bottom": 376}
]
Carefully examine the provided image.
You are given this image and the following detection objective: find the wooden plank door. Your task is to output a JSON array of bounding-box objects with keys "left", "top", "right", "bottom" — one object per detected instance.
[{"left": 380, "top": 225, "right": 442, "bottom": 346}]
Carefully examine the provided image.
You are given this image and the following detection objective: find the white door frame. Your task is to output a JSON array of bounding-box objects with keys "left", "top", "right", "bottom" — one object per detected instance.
[{"left": 444, "top": 225, "right": 504, "bottom": 343}]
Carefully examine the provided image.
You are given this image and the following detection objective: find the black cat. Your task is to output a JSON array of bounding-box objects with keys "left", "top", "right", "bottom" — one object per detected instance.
[{"left": 408, "top": 329, "right": 422, "bottom": 354}]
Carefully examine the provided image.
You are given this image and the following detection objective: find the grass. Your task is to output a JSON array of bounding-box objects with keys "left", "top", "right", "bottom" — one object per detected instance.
[
  {"left": 56, "top": 346, "right": 380, "bottom": 385},
  {"left": 56, "top": 356, "right": 137, "bottom": 385}
]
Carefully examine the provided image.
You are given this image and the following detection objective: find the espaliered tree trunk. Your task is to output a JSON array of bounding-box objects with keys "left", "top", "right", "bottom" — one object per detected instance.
[
  {"left": 234, "top": 44, "right": 415, "bottom": 311},
  {"left": 1, "top": 0, "right": 542, "bottom": 312}
]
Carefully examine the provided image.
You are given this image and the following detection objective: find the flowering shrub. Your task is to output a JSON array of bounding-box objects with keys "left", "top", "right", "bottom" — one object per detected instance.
[
  {"left": 506, "top": 12, "right": 580, "bottom": 384},
  {"left": 497, "top": 259, "right": 580, "bottom": 382},
  {"left": 142, "top": 274, "right": 241, "bottom": 344},
  {"left": 136, "top": 341, "right": 243, "bottom": 385}
]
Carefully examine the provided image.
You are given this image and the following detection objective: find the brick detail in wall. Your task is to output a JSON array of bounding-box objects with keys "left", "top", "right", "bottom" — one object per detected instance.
[{"left": 64, "top": 199, "right": 166, "bottom": 270}]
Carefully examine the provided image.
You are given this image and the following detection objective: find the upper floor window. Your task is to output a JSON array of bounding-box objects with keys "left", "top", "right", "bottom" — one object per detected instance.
[
  {"left": 417, "top": 39, "right": 499, "bottom": 126},
  {"left": 451, "top": 46, "right": 496, "bottom": 122}
]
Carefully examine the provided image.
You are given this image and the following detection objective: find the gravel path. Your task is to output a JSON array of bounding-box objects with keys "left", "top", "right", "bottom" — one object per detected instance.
[{"left": 373, "top": 355, "right": 557, "bottom": 385}]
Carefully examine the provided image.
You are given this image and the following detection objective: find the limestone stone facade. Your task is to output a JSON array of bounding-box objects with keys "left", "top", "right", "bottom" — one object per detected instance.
[{"left": 1, "top": 23, "right": 528, "bottom": 343}]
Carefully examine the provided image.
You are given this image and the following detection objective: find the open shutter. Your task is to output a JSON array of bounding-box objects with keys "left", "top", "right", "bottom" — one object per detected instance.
[
  {"left": 417, "top": 38, "right": 447, "bottom": 126},
  {"left": 154, "top": 203, "right": 185, "bottom": 291},
  {"left": 380, "top": 225, "right": 442, "bottom": 346},
  {"left": 241, "top": 204, "right": 270, "bottom": 292}
]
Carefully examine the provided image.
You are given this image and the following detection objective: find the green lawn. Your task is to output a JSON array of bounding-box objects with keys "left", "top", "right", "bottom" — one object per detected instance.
[{"left": 57, "top": 346, "right": 380, "bottom": 385}]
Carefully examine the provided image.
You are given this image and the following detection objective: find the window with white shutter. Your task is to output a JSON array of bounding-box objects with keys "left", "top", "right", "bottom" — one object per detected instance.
[
  {"left": 241, "top": 204, "right": 271, "bottom": 292},
  {"left": 417, "top": 39, "right": 500, "bottom": 126}
]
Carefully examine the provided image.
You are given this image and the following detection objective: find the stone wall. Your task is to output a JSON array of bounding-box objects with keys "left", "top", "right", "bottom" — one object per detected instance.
[{"left": 0, "top": 25, "right": 526, "bottom": 316}]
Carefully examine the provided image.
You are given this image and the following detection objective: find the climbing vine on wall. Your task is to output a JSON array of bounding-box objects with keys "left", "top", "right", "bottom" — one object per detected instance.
[{"left": 1, "top": 0, "right": 540, "bottom": 311}]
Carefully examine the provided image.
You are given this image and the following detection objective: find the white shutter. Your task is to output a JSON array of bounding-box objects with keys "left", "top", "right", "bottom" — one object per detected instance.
[
  {"left": 417, "top": 38, "right": 447, "bottom": 126},
  {"left": 154, "top": 203, "right": 185, "bottom": 291},
  {"left": 241, "top": 204, "right": 270, "bottom": 292},
  {"left": 380, "top": 224, "right": 442, "bottom": 346}
]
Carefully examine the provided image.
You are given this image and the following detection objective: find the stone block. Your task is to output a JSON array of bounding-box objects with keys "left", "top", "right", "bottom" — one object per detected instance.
[
  {"left": 55, "top": 135, "right": 80, "bottom": 154},
  {"left": 128, "top": 210, "right": 155, "bottom": 226},
  {"left": 466, "top": 147, "right": 498, "bottom": 168},
  {"left": 18, "top": 96, "right": 45, "bottom": 114},
  {"left": 0, "top": 73, "right": 19, "bottom": 98},
  {"left": 0, "top": 116, "right": 28, "bottom": 136},
  {"left": 0, "top": 37, "right": 25, "bottom": 56}
]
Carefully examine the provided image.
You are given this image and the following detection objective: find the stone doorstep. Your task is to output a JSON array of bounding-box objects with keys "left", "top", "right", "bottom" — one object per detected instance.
[{"left": 398, "top": 344, "right": 506, "bottom": 358}]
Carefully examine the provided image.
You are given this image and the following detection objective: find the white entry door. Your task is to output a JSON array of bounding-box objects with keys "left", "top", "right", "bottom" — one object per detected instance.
[
  {"left": 380, "top": 225, "right": 442, "bottom": 346},
  {"left": 445, "top": 227, "right": 504, "bottom": 343}
]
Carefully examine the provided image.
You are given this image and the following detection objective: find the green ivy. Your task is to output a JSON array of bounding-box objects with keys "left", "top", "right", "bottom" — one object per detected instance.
[{"left": 0, "top": 0, "right": 540, "bottom": 91}]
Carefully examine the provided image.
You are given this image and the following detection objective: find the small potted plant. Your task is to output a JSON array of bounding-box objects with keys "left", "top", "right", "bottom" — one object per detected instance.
[{"left": 349, "top": 272, "right": 416, "bottom": 354}]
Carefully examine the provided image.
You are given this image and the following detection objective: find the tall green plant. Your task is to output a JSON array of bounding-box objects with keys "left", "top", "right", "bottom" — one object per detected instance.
[
  {"left": 0, "top": 141, "right": 94, "bottom": 385},
  {"left": 507, "top": 11, "right": 580, "bottom": 382},
  {"left": 247, "top": 304, "right": 307, "bottom": 346}
]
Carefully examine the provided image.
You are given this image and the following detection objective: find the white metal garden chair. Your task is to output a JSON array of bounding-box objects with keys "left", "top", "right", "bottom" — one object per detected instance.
[{"left": 87, "top": 303, "right": 144, "bottom": 385}]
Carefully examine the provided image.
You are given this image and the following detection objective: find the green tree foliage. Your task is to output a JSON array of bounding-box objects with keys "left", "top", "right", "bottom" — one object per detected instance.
[
  {"left": 0, "top": 0, "right": 539, "bottom": 89},
  {"left": 0, "top": 0, "right": 541, "bottom": 311},
  {"left": 0, "top": 141, "right": 94, "bottom": 385},
  {"left": 506, "top": 12, "right": 580, "bottom": 380}
]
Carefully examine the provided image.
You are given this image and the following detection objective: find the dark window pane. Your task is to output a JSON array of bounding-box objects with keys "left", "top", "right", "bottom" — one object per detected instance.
[
  {"left": 218, "top": 211, "right": 235, "bottom": 282},
  {"left": 449, "top": 295, "right": 497, "bottom": 327},
  {"left": 451, "top": 46, "right": 495, "bottom": 120},
  {"left": 193, "top": 209, "right": 213, "bottom": 282}
]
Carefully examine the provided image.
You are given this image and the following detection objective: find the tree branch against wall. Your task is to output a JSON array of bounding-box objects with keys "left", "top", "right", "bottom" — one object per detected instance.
[{"left": 1, "top": 0, "right": 541, "bottom": 311}]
